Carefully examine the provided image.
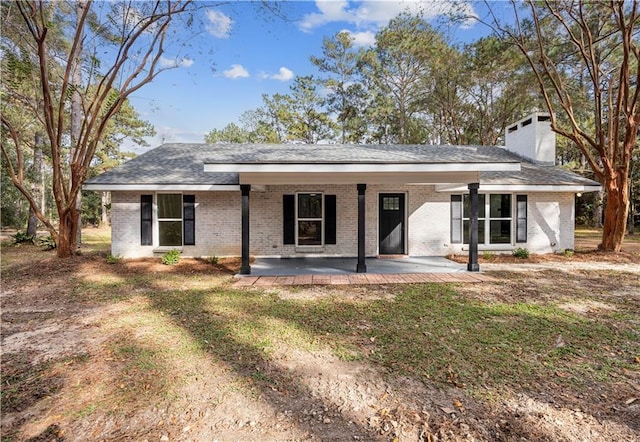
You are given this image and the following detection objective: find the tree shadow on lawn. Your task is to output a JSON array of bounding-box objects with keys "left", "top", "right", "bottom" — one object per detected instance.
[
  {"left": 140, "top": 280, "right": 640, "bottom": 440},
  {"left": 143, "top": 288, "right": 386, "bottom": 441},
  {"left": 3, "top": 248, "right": 637, "bottom": 440}
]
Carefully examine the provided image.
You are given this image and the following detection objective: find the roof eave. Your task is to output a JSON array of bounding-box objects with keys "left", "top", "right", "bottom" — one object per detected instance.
[
  {"left": 203, "top": 162, "right": 521, "bottom": 174},
  {"left": 435, "top": 184, "right": 603, "bottom": 193},
  {"left": 82, "top": 183, "right": 240, "bottom": 192}
]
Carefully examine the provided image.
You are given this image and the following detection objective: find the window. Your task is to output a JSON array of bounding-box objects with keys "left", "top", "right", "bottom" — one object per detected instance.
[
  {"left": 462, "top": 194, "right": 486, "bottom": 244},
  {"left": 297, "top": 193, "right": 323, "bottom": 246},
  {"left": 158, "top": 194, "right": 183, "bottom": 246},
  {"left": 283, "top": 194, "right": 336, "bottom": 246},
  {"left": 382, "top": 196, "right": 400, "bottom": 211},
  {"left": 140, "top": 194, "right": 196, "bottom": 247},
  {"left": 451, "top": 193, "right": 527, "bottom": 245},
  {"left": 489, "top": 194, "right": 511, "bottom": 244}
]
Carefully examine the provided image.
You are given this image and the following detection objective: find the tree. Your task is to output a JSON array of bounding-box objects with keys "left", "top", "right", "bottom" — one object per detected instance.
[
  {"left": 283, "top": 76, "right": 335, "bottom": 143},
  {"left": 310, "top": 31, "right": 368, "bottom": 143},
  {"left": 485, "top": 0, "right": 639, "bottom": 252},
  {"left": 360, "top": 14, "right": 449, "bottom": 144},
  {"left": 205, "top": 123, "right": 251, "bottom": 143},
  {"left": 258, "top": 93, "right": 291, "bottom": 143},
  {"left": 87, "top": 98, "right": 155, "bottom": 226},
  {"left": 458, "top": 36, "right": 540, "bottom": 145},
  {"left": 1, "top": 1, "right": 197, "bottom": 257},
  {"left": 238, "top": 109, "right": 282, "bottom": 143}
]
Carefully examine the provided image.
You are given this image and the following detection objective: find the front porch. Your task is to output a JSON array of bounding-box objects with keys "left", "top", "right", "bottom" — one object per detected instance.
[
  {"left": 250, "top": 256, "right": 465, "bottom": 275},
  {"left": 232, "top": 256, "right": 496, "bottom": 287},
  {"left": 204, "top": 150, "right": 522, "bottom": 276}
]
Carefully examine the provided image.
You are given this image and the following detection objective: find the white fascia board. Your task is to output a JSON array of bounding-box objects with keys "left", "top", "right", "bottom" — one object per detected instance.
[
  {"left": 204, "top": 162, "right": 520, "bottom": 173},
  {"left": 240, "top": 171, "right": 480, "bottom": 185},
  {"left": 82, "top": 184, "right": 240, "bottom": 192},
  {"left": 435, "top": 184, "right": 603, "bottom": 193}
]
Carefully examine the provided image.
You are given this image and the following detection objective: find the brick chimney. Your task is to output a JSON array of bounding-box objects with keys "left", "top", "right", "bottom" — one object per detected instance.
[{"left": 504, "top": 112, "right": 556, "bottom": 165}]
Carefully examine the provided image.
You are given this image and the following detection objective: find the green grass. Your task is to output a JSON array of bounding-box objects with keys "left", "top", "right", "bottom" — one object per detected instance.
[
  {"left": 128, "top": 282, "right": 637, "bottom": 393},
  {"left": 3, "top": 229, "right": 637, "bottom": 420}
]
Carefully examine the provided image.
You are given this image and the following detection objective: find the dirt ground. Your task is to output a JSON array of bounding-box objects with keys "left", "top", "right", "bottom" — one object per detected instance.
[{"left": 1, "top": 229, "right": 639, "bottom": 441}]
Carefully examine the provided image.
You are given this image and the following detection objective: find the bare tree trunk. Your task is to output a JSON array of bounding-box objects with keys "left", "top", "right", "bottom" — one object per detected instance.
[
  {"left": 628, "top": 157, "right": 636, "bottom": 235},
  {"left": 592, "top": 189, "right": 604, "bottom": 228},
  {"left": 27, "top": 132, "right": 44, "bottom": 237},
  {"left": 101, "top": 191, "right": 110, "bottom": 226},
  {"left": 57, "top": 207, "right": 79, "bottom": 258},
  {"left": 600, "top": 171, "right": 630, "bottom": 252},
  {"left": 70, "top": 0, "right": 85, "bottom": 248}
]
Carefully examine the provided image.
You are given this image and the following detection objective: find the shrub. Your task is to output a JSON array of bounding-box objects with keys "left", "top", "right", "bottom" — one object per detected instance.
[
  {"left": 106, "top": 253, "right": 121, "bottom": 264},
  {"left": 161, "top": 249, "right": 181, "bottom": 265},
  {"left": 11, "top": 231, "right": 35, "bottom": 245},
  {"left": 563, "top": 249, "right": 574, "bottom": 257},
  {"left": 38, "top": 236, "right": 56, "bottom": 251},
  {"left": 512, "top": 247, "right": 530, "bottom": 259},
  {"left": 482, "top": 251, "right": 495, "bottom": 260},
  {"left": 208, "top": 255, "right": 219, "bottom": 265}
]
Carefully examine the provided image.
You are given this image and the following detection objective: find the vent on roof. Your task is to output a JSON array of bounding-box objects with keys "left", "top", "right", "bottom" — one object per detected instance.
[
  {"left": 508, "top": 125, "right": 518, "bottom": 133},
  {"left": 538, "top": 115, "right": 551, "bottom": 122},
  {"left": 521, "top": 118, "right": 532, "bottom": 127}
]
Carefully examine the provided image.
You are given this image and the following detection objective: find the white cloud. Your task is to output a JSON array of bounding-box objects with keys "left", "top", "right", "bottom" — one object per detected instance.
[
  {"left": 159, "top": 56, "right": 194, "bottom": 68},
  {"left": 342, "top": 29, "right": 376, "bottom": 47},
  {"left": 299, "top": 0, "right": 476, "bottom": 32},
  {"left": 206, "top": 9, "right": 232, "bottom": 38},
  {"left": 272, "top": 67, "right": 294, "bottom": 81},
  {"left": 223, "top": 64, "right": 249, "bottom": 79},
  {"left": 259, "top": 67, "right": 294, "bottom": 81},
  {"left": 179, "top": 58, "right": 194, "bottom": 68}
]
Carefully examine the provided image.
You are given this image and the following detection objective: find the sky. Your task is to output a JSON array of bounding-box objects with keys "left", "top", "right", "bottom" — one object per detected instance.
[{"left": 125, "top": 0, "right": 505, "bottom": 153}]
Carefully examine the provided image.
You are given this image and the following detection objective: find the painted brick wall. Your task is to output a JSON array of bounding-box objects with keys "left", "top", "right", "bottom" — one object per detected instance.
[
  {"left": 110, "top": 188, "right": 575, "bottom": 258},
  {"left": 443, "top": 191, "right": 575, "bottom": 255},
  {"left": 249, "top": 184, "right": 358, "bottom": 256},
  {"left": 110, "top": 191, "right": 241, "bottom": 258},
  {"left": 526, "top": 192, "right": 575, "bottom": 252}
]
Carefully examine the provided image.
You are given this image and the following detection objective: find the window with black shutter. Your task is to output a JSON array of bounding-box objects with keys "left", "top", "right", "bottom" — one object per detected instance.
[
  {"left": 283, "top": 194, "right": 295, "bottom": 244},
  {"left": 450, "top": 195, "right": 462, "bottom": 244},
  {"left": 516, "top": 195, "right": 527, "bottom": 243},
  {"left": 183, "top": 195, "right": 195, "bottom": 246},
  {"left": 324, "top": 195, "right": 336, "bottom": 244},
  {"left": 141, "top": 195, "right": 153, "bottom": 245}
]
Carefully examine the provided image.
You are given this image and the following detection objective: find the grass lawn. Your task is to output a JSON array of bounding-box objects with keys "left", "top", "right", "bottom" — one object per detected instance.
[{"left": 1, "top": 227, "right": 639, "bottom": 441}]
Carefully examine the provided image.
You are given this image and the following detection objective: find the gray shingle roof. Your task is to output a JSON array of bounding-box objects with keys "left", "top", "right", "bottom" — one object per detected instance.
[
  {"left": 85, "top": 142, "right": 600, "bottom": 187},
  {"left": 482, "top": 162, "right": 600, "bottom": 186}
]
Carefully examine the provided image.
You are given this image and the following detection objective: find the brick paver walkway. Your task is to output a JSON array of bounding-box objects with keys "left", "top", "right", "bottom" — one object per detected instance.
[{"left": 232, "top": 272, "right": 495, "bottom": 287}]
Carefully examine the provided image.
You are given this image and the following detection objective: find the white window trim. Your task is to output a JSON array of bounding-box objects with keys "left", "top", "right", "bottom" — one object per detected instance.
[
  {"left": 295, "top": 192, "right": 324, "bottom": 248},
  {"left": 461, "top": 193, "right": 515, "bottom": 246},
  {"left": 155, "top": 192, "right": 184, "bottom": 249}
]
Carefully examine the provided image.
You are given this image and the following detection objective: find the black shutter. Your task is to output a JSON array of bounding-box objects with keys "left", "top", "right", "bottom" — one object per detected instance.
[
  {"left": 516, "top": 195, "right": 527, "bottom": 243},
  {"left": 451, "top": 195, "right": 462, "bottom": 243},
  {"left": 324, "top": 194, "right": 336, "bottom": 244},
  {"left": 141, "top": 194, "right": 153, "bottom": 245},
  {"left": 283, "top": 194, "right": 295, "bottom": 244},
  {"left": 183, "top": 195, "right": 195, "bottom": 245}
]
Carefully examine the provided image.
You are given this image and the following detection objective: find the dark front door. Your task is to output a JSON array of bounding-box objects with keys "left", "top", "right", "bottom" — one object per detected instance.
[{"left": 379, "top": 193, "right": 405, "bottom": 254}]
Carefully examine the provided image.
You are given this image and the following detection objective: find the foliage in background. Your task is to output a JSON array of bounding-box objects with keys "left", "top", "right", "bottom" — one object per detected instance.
[
  {"left": 204, "top": 14, "right": 540, "bottom": 147},
  {"left": 484, "top": 0, "right": 639, "bottom": 251},
  {"left": 1, "top": 1, "right": 196, "bottom": 257}
]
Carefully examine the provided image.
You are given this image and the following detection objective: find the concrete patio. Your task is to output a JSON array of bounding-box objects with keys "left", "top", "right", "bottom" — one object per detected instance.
[{"left": 233, "top": 256, "right": 495, "bottom": 287}]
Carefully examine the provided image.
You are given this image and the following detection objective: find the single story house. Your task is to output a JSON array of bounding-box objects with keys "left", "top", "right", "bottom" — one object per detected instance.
[{"left": 84, "top": 113, "right": 601, "bottom": 273}]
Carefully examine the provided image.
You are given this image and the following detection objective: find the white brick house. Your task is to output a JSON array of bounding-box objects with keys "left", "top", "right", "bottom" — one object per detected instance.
[{"left": 84, "top": 113, "right": 601, "bottom": 274}]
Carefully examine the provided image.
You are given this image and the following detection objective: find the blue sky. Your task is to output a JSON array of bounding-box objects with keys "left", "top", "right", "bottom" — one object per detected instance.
[{"left": 126, "top": 1, "right": 504, "bottom": 152}]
